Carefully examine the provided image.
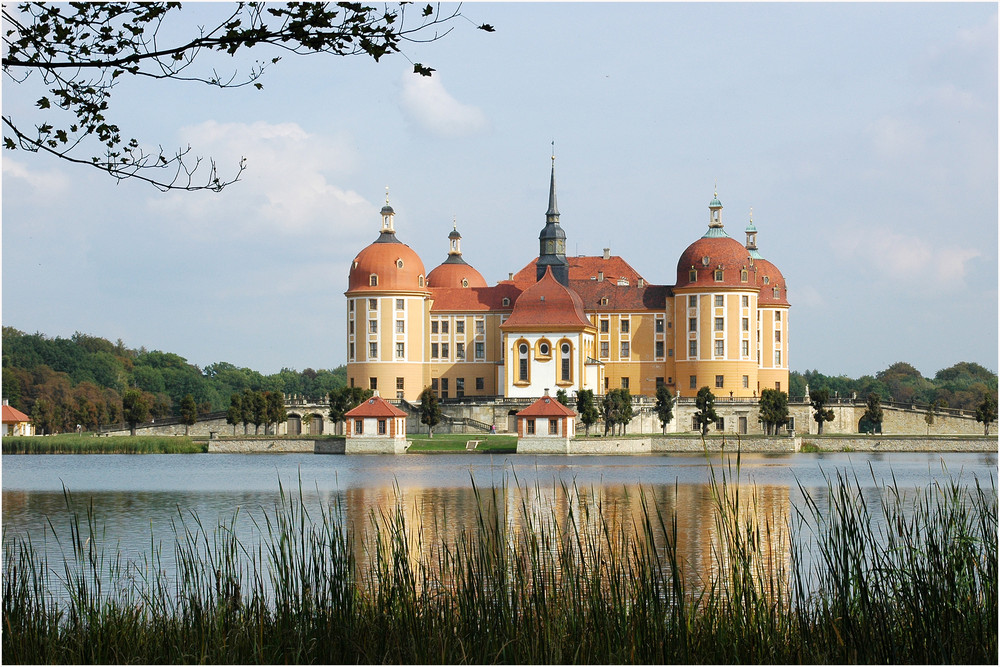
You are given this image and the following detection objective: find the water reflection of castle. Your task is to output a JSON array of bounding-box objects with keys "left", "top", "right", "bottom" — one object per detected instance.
[{"left": 342, "top": 480, "right": 792, "bottom": 594}]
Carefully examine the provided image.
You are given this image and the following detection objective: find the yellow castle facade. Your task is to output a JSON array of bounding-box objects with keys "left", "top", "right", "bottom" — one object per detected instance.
[{"left": 346, "top": 160, "right": 789, "bottom": 402}]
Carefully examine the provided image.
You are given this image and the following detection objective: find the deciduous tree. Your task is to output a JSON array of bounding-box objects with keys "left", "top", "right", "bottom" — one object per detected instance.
[
  {"left": 226, "top": 393, "right": 242, "bottom": 435},
  {"left": 121, "top": 388, "right": 150, "bottom": 436},
  {"left": 861, "top": 393, "right": 883, "bottom": 434},
  {"left": 3, "top": 2, "right": 491, "bottom": 191},
  {"left": 418, "top": 386, "right": 441, "bottom": 437},
  {"left": 758, "top": 388, "right": 789, "bottom": 436},
  {"left": 694, "top": 387, "right": 717, "bottom": 436},
  {"left": 975, "top": 394, "right": 997, "bottom": 435},
  {"left": 654, "top": 384, "right": 674, "bottom": 434},
  {"left": 576, "top": 389, "right": 599, "bottom": 436},
  {"left": 809, "top": 389, "right": 835, "bottom": 435}
]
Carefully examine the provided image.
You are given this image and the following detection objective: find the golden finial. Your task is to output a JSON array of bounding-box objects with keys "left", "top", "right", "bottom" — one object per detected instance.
[
  {"left": 749, "top": 206, "right": 753, "bottom": 222},
  {"left": 385, "top": 186, "right": 390, "bottom": 204}
]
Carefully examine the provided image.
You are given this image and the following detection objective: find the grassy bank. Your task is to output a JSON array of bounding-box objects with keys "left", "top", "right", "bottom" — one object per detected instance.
[
  {"left": 407, "top": 432, "right": 517, "bottom": 453},
  {"left": 2, "top": 434, "right": 207, "bottom": 454},
  {"left": 3, "top": 461, "right": 995, "bottom": 664}
]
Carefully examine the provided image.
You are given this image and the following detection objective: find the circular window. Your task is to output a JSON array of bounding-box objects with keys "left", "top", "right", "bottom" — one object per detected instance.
[
  {"left": 561, "top": 343, "right": 570, "bottom": 354},
  {"left": 519, "top": 344, "right": 528, "bottom": 355},
  {"left": 539, "top": 343, "right": 549, "bottom": 356},
  {"left": 396, "top": 259, "right": 404, "bottom": 269},
  {"left": 763, "top": 276, "right": 770, "bottom": 285},
  {"left": 461, "top": 278, "right": 469, "bottom": 288},
  {"left": 701, "top": 256, "right": 711, "bottom": 266}
]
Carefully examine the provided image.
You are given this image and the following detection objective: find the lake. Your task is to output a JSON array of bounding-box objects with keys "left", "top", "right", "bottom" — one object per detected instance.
[{"left": 3, "top": 451, "right": 997, "bottom": 600}]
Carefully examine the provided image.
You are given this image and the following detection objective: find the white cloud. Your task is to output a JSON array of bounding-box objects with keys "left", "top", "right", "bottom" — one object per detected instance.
[
  {"left": 2, "top": 158, "right": 70, "bottom": 196},
  {"left": 868, "top": 116, "right": 926, "bottom": 161},
  {"left": 830, "top": 224, "right": 980, "bottom": 291},
  {"left": 399, "top": 72, "right": 489, "bottom": 138},
  {"left": 147, "top": 120, "right": 375, "bottom": 246}
]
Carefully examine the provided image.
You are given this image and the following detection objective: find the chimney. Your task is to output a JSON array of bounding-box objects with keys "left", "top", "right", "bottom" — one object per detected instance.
[
  {"left": 508, "top": 272, "right": 513, "bottom": 280},
  {"left": 598, "top": 271, "right": 604, "bottom": 282},
  {"left": 603, "top": 248, "right": 610, "bottom": 260},
  {"left": 637, "top": 278, "right": 645, "bottom": 288}
]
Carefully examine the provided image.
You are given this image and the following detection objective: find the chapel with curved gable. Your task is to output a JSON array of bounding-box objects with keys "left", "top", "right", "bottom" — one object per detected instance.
[{"left": 345, "top": 159, "right": 789, "bottom": 401}]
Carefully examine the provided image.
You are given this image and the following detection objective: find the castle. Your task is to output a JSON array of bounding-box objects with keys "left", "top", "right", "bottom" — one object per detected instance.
[{"left": 345, "top": 157, "right": 789, "bottom": 403}]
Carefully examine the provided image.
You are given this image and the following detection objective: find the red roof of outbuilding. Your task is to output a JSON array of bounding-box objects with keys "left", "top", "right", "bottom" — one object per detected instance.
[
  {"left": 344, "top": 395, "right": 408, "bottom": 418},
  {"left": 516, "top": 395, "right": 577, "bottom": 418},
  {"left": 500, "top": 267, "right": 593, "bottom": 331},
  {"left": 2, "top": 404, "right": 31, "bottom": 423}
]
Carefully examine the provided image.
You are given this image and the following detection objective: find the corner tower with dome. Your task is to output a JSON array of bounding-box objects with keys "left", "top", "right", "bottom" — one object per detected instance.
[{"left": 345, "top": 161, "right": 789, "bottom": 408}]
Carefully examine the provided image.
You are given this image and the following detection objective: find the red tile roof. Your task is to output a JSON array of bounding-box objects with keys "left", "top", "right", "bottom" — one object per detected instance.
[
  {"left": 347, "top": 235, "right": 427, "bottom": 294},
  {"left": 675, "top": 235, "right": 756, "bottom": 290},
  {"left": 2, "top": 404, "right": 31, "bottom": 423},
  {"left": 517, "top": 395, "right": 577, "bottom": 417},
  {"left": 500, "top": 267, "right": 593, "bottom": 330},
  {"left": 511, "top": 256, "right": 671, "bottom": 311},
  {"left": 429, "top": 284, "right": 521, "bottom": 312},
  {"left": 344, "top": 395, "right": 408, "bottom": 418},
  {"left": 751, "top": 257, "right": 790, "bottom": 307},
  {"left": 426, "top": 259, "right": 488, "bottom": 289}
]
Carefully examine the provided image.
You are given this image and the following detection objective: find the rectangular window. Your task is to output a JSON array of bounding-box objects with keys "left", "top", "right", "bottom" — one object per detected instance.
[
  {"left": 475, "top": 320, "right": 485, "bottom": 335},
  {"left": 742, "top": 375, "right": 749, "bottom": 388},
  {"left": 456, "top": 343, "right": 465, "bottom": 360},
  {"left": 715, "top": 295, "right": 724, "bottom": 307},
  {"left": 714, "top": 270, "right": 724, "bottom": 281},
  {"left": 620, "top": 319, "right": 630, "bottom": 333},
  {"left": 549, "top": 419, "right": 558, "bottom": 435},
  {"left": 395, "top": 320, "right": 405, "bottom": 333},
  {"left": 526, "top": 419, "right": 535, "bottom": 435},
  {"left": 378, "top": 419, "right": 386, "bottom": 435},
  {"left": 604, "top": 377, "right": 609, "bottom": 390},
  {"left": 742, "top": 317, "right": 749, "bottom": 331},
  {"left": 369, "top": 377, "right": 377, "bottom": 391},
  {"left": 689, "top": 375, "right": 697, "bottom": 389},
  {"left": 369, "top": 298, "right": 377, "bottom": 310},
  {"left": 775, "top": 381, "right": 781, "bottom": 391},
  {"left": 668, "top": 348, "right": 673, "bottom": 357},
  {"left": 456, "top": 378, "right": 465, "bottom": 398},
  {"left": 655, "top": 377, "right": 664, "bottom": 388},
  {"left": 688, "top": 295, "right": 697, "bottom": 308},
  {"left": 689, "top": 317, "right": 697, "bottom": 331},
  {"left": 655, "top": 341, "right": 664, "bottom": 358},
  {"left": 561, "top": 356, "right": 570, "bottom": 381},
  {"left": 395, "top": 343, "right": 405, "bottom": 358},
  {"left": 715, "top": 340, "right": 724, "bottom": 356},
  {"left": 620, "top": 341, "right": 630, "bottom": 358},
  {"left": 369, "top": 319, "right": 378, "bottom": 333},
  {"left": 621, "top": 377, "right": 629, "bottom": 389},
  {"left": 431, "top": 343, "right": 439, "bottom": 359},
  {"left": 475, "top": 377, "right": 484, "bottom": 391},
  {"left": 716, "top": 417, "right": 725, "bottom": 431},
  {"left": 431, "top": 378, "right": 438, "bottom": 391},
  {"left": 787, "top": 416, "right": 794, "bottom": 430},
  {"left": 354, "top": 419, "right": 363, "bottom": 434},
  {"left": 655, "top": 318, "right": 664, "bottom": 333},
  {"left": 715, "top": 375, "right": 724, "bottom": 388},
  {"left": 349, "top": 343, "right": 355, "bottom": 360},
  {"left": 396, "top": 377, "right": 404, "bottom": 390},
  {"left": 688, "top": 340, "right": 697, "bottom": 357},
  {"left": 441, "top": 343, "right": 449, "bottom": 358},
  {"left": 369, "top": 343, "right": 378, "bottom": 359},
  {"left": 440, "top": 378, "right": 448, "bottom": 399},
  {"left": 431, "top": 321, "right": 439, "bottom": 334},
  {"left": 775, "top": 350, "right": 782, "bottom": 366},
  {"left": 775, "top": 330, "right": 781, "bottom": 342},
  {"left": 456, "top": 320, "right": 465, "bottom": 334},
  {"left": 714, "top": 317, "right": 724, "bottom": 331},
  {"left": 349, "top": 321, "right": 355, "bottom": 334},
  {"left": 775, "top": 311, "right": 782, "bottom": 322},
  {"left": 741, "top": 340, "right": 749, "bottom": 356},
  {"left": 600, "top": 319, "right": 609, "bottom": 333},
  {"left": 395, "top": 299, "right": 404, "bottom": 310},
  {"left": 600, "top": 341, "right": 610, "bottom": 358},
  {"left": 441, "top": 320, "right": 450, "bottom": 334},
  {"left": 349, "top": 301, "right": 355, "bottom": 312},
  {"left": 742, "top": 295, "right": 749, "bottom": 308},
  {"left": 519, "top": 357, "right": 528, "bottom": 382},
  {"left": 475, "top": 341, "right": 485, "bottom": 360}
]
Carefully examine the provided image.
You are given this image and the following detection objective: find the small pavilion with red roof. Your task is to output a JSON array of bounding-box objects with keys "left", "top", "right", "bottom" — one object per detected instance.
[
  {"left": 515, "top": 391, "right": 577, "bottom": 453},
  {"left": 344, "top": 393, "right": 410, "bottom": 453},
  {"left": 2, "top": 400, "right": 34, "bottom": 436}
]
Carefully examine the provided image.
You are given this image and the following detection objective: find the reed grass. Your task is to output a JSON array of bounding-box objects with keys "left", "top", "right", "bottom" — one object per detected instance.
[
  {"left": 3, "top": 458, "right": 995, "bottom": 664},
  {"left": 2, "top": 435, "right": 207, "bottom": 454}
]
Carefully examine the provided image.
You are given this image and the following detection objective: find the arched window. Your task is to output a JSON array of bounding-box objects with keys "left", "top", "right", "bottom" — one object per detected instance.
[
  {"left": 518, "top": 343, "right": 529, "bottom": 382},
  {"left": 369, "top": 274, "right": 378, "bottom": 286},
  {"left": 502, "top": 297, "right": 510, "bottom": 307},
  {"left": 560, "top": 342, "right": 572, "bottom": 382},
  {"left": 418, "top": 275, "right": 425, "bottom": 287}
]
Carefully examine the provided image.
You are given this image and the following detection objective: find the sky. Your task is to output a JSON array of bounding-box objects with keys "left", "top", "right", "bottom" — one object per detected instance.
[{"left": 2, "top": 1, "right": 997, "bottom": 380}]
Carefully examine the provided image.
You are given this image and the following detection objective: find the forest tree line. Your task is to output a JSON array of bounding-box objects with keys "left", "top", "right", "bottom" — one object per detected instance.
[{"left": 2, "top": 328, "right": 345, "bottom": 434}]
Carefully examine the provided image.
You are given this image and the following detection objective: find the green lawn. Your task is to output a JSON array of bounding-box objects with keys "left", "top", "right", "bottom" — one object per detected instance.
[{"left": 406, "top": 433, "right": 517, "bottom": 453}]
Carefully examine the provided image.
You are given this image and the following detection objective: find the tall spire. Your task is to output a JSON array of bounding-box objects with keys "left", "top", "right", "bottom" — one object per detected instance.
[
  {"left": 546, "top": 142, "right": 559, "bottom": 221},
  {"left": 537, "top": 144, "right": 569, "bottom": 286}
]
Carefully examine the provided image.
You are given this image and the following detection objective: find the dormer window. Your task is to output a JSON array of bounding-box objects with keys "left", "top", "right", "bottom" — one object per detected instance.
[
  {"left": 396, "top": 258, "right": 404, "bottom": 269},
  {"left": 689, "top": 269, "right": 697, "bottom": 282},
  {"left": 763, "top": 276, "right": 770, "bottom": 285},
  {"left": 462, "top": 278, "right": 469, "bottom": 288},
  {"left": 369, "top": 274, "right": 378, "bottom": 287},
  {"left": 418, "top": 275, "right": 425, "bottom": 287},
  {"left": 502, "top": 297, "right": 510, "bottom": 307},
  {"left": 600, "top": 297, "right": 609, "bottom": 306},
  {"left": 714, "top": 269, "right": 724, "bottom": 282},
  {"left": 740, "top": 269, "right": 748, "bottom": 282},
  {"left": 773, "top": 287, "right": 781, "bottom": 298}
]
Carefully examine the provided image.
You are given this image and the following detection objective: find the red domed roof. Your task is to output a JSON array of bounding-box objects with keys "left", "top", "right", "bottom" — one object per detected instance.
[
  {"left": 347, "top": 233, "right": 427, "bottom": 293},
  {"left": 751, "top": 257, "right": 789, "bottom": 306},
  {"left": 501, "top": 267, "right": 592, "bottom": 331},
  {"left": 675, "top": 232, "right": 754, "bottom": 290},
  {"left": 427, "top": 258, "right": 487, "bottom": 288}
]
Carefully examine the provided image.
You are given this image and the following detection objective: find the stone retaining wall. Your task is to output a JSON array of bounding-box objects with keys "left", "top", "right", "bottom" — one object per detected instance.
[
  {"left": 207, "top": 439, "right": 323, "bottom": 453},
  {"left": 798, "top": 435, "right": 998, "bottom": 453}
]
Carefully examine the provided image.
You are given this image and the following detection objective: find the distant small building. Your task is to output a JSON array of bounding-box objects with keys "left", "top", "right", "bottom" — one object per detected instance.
[
  {"left": 344, "top": 393, "right": 409, "bottom": 454},
  {"left": 2, "top": 401, "right": 34, "bottom": 436},
  {"left": 516, "top": 392, "right": 576, "bottom": 453}
]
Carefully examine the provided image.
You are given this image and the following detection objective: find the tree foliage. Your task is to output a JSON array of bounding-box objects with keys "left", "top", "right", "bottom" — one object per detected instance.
[
  {"left": 179, "top": 393, "right": 197, "bottom": 435},
  {"left": 694, "top": 387, "right": 717, "bottom": 436},
  {"left": 758, "top": 388, "right": 789, "bottom": 436},
  {"left": 417, "top": 386, "right": 441, "bottom": 437},
  {"left": 328, "top": 386, "right": 371, "bottom": 428},
  {"left": 809, "top": 389, "right": 835, "bottom": 435},
  {"left": 1, "top": 327, "right": 346, "bottom": 433},
  {"left": 575, "top": 389, "right": 599, "bottom": 436},
  {"left": 860, "top": 393, "right": 884, "bottom": 434},
  {"left": 654, "top": 384, "right": 674, "bottom": 433},
  {"left": 974, "top": 395, "right": 997, "bottom": 435},
  {"left": 601, "top": 389, "right": 633, "bottom": 436},
  {"left": 2, "top": 2, "right": 491, "bottom": 190},
  {"left": 121, "top": 388, "right": 150, "bottom": 436}
]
